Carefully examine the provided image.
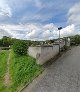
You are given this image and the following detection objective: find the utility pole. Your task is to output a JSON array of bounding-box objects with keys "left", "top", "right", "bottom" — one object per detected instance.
[{"left": 58, "top": 27, "right": 62, "bottom": 54}]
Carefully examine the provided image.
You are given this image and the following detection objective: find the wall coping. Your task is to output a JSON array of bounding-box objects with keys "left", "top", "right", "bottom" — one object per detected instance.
[{"left": 29, "top": 44, "right": 59, "bottom": 47}]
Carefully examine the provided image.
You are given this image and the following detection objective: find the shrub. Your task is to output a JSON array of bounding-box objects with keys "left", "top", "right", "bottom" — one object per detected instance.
[{"left": 13, "top": 40, "right": 28, "bottom": 55}]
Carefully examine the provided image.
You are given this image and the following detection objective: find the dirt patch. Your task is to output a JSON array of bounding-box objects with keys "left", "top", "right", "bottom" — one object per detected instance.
[{"left": 4, "top": 50, "right": 11, "bottom": 87}]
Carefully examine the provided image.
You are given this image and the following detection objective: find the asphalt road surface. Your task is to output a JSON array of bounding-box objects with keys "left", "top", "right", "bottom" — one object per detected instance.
[{"left": 22, "top": 46, "right": 80, "bottom": 92}]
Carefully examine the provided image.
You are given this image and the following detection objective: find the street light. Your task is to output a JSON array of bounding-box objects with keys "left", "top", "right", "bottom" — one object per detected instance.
[{"left": 58, "top": 27, "right": 62, "bottom": 54}]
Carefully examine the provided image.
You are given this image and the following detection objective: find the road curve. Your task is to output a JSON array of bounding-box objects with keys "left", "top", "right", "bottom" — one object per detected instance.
[{"left": 22, "top": 46, "right": 80, "bottom": 92}]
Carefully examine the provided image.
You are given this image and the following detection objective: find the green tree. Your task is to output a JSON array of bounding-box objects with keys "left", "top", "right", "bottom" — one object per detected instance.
[
  {"left": 70, "top": 35, "right": 80, "bottom": 45},
  {"left": 0, "top": 39, "right": 3, "bottom": 47},
  {"left": 2, "top": 36, "right": 12, "bottom": 47},
  {"left": 13, "top": 40, "right": 28, "bottom": 55}
]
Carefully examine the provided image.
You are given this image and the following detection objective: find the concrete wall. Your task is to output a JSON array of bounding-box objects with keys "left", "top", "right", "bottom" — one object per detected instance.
[
  {"left": 28, "top": 45, "right": 59, "bottom": 65},
  {"left": 28, "top": 46, "right": 41, "bottom": 58},
  {"left": 28, "top": 38, "right": 70, "bottom": 65},
  {"left": 66, "top": 38, "right": 70, "bottom": 47},
  {"left": 60, "top": 40, "right": 65, "bottom": 48},
  {"left": 54, "top": 38, "right": 70, "bottom": 48},
  {"left": 36, "top": 45, "right": 59, "bottom": 65}
]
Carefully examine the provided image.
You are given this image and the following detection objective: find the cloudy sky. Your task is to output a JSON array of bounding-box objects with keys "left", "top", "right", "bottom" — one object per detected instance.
[{"left": 0, "top": 0, "right": 80, "bottom": 40}]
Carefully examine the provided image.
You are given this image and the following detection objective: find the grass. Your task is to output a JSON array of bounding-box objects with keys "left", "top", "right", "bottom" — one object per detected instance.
[
  {"left": 10, "top": 50, "right": 42, "bottom": 92},
  {"left": 0, "top": 50, "right": 42, "bottom": 92},
  {"left": 0, "top": 50, "right": 9, "bottom": 92}
]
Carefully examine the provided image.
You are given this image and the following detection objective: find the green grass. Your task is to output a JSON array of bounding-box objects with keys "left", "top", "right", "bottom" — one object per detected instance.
[
  {"left": 0, "top": 50, "right": 42, "bottom": 92},
  {"left": 0, "top": 50, "right": 9, "bottom": 92},
  {"left": 10, "top": 50, "right": 42, "bottom": 92}
]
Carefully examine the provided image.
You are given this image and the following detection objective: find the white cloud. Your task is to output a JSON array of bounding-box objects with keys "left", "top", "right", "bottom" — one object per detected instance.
[
  {"left": 0, "top": 29, "right": 10, "bottom": 38},
  {"left": 43, "top": 23, "right": 57, "bottom": 31},
  {"left": 0, "top": 23, "right": 77, "bottom": 40},
  {"left": 68, "top": 3, "right": 80, "bottom": 25},
  {"left": 0, "top": 0, "right": 12, "bottom": 17},
  {"left": 60, "top": 24, "right": 77, "bottom": 37}
]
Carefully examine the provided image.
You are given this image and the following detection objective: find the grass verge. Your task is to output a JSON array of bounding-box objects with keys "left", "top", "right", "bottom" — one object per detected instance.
[
  {"left": 10, "top": 50, "right": 42, "bottom": 92},
  {"left": 0, "top": 50, "right": 42, "bottom": 92},
  {"left": 0, "top": 50, "right": 9, "bottom": 92}
]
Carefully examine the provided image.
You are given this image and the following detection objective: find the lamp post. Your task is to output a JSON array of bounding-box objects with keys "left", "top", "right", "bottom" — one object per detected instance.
[{"left": 58, "top": 27, "right": 62, "bottom": 54}]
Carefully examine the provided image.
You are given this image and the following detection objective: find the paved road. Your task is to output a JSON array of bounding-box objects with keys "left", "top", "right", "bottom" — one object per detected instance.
[{"left": 22, "top": 46, "right": 80, "bottom": 92}]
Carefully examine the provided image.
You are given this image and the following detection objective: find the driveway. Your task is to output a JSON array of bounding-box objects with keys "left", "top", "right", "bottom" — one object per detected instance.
[{"left": 22, "top": 46, "right": 80, "bottom": 92}]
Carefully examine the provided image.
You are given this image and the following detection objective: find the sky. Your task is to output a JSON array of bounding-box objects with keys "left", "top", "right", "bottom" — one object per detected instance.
[{"left": 0, "top": 0, "right": 80, "bottom": 40}]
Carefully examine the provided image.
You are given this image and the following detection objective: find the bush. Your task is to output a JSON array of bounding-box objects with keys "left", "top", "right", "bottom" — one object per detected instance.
[{"left": 13, "top": 40, "right": 28, "bottom": 55}]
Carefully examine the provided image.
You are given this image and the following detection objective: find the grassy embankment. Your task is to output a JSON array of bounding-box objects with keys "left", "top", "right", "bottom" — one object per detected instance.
[
  {"left": 10, "top": 50, "right": 42, "bottom": 92},
  {"left": 0, "top": 50, "right": 42, "bottom": 92},
  {"left": 0, "top": 50, "right": 9, "bottom": 92}
]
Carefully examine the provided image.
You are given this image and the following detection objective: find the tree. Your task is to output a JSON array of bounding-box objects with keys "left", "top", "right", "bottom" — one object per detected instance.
[
  {"left": 2, "top": 36, "right": 12, "bottom": 47},
  {"left": 70, "top": 35, "right": 80, "bottom": 45},
  {"left": 13, "top": 40, "right": 28, "bottom": 55},
  {"left": 0, "top": 39, "right": 3, "bottom": 47}
]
